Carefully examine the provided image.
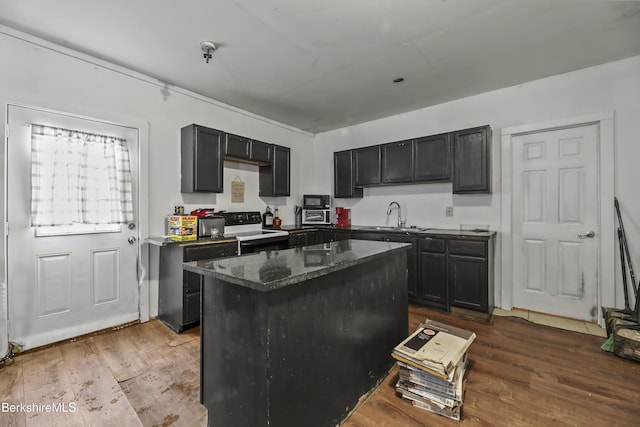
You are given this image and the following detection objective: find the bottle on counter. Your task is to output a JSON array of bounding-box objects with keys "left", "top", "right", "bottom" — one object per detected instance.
[
  {"left": 263, "top": 206, "right": 274, "bottom": 228},
  {"left": 273, "top": 205, "right": 282, "bottom": 228}
]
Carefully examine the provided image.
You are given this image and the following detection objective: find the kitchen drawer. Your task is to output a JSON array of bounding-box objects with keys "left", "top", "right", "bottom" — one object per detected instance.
[
  {"left": 288, "top": 233, "right": 307, "bottom": 248},
  {"left": 419, "top": 237, "right": 445, "bottom": 253},
  {"left": 352, "top": 232, "right": 386, "bottom": 241},
  {"left": 448, "top": 240, "right": 486, "bottom": 257},
  {"left": 184, "top": 242, "right": 238, "bottom": 261}
]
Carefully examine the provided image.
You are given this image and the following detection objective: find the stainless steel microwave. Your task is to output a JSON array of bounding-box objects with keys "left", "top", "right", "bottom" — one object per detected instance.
[
  {"left": 302, "top": 209, "right": 332, "bottom": 225},
  {"left": 303, "top": 194, "right": 331, "bottom": 209}
]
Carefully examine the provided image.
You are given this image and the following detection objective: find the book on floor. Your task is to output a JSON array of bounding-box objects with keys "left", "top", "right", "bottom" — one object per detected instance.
[{"left": 392, "top": 319, "right": 476, "bottom": 377}]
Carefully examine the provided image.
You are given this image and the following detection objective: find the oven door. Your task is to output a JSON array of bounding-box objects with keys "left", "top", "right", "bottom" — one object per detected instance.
[{"left": 240, "top": 235, "right": 289, "bottom": 254}]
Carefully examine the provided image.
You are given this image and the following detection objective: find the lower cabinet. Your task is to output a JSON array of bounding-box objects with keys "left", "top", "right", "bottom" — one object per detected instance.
[
  {"left": 158, "top": 241, "right": 238, "bottom": 333},
  {"left": 284, "top": 228, "right": 494, "bottom": 317},
  {"left": 418, "top": 238, "right": 448, "bottom": 310},
  {"left": 418, "top": 236, "right": 494, "bottom": 317}
]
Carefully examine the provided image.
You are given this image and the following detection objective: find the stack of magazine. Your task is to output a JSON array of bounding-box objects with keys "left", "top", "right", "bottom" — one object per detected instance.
[{"left": 392, "top": 319, "right": 476, "bottom": 421}]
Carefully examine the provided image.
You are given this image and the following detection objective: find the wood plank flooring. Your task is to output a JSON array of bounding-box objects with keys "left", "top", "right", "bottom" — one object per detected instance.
[{"left": 1, "top": 305, "right": 639, "bottom": 427}]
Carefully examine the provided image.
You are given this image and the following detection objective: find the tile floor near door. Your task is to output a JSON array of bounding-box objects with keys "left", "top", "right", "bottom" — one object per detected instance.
[{"left": 493, "top": 308, "right": 607, "bottom": 337}]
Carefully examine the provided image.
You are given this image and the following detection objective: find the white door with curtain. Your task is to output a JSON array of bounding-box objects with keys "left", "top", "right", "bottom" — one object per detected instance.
[
  {"left": 7, "top": 105, "right": 140, "bottom": 350},
  {"left": 511, "top": 124, "right": 599, "bottom": 321}
]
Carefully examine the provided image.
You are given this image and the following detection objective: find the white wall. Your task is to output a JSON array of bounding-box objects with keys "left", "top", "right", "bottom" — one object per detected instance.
[
  {"left": 314, "top": 55, "right": 640, "bottom": 313},
  {"left": 0, "top": 27, "right": 316, "bottom": 357}
]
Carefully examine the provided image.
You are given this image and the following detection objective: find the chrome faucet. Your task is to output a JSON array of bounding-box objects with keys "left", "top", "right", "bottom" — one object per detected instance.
[{"left": 386, "top": 201, "right": 405, "bottom": 228}]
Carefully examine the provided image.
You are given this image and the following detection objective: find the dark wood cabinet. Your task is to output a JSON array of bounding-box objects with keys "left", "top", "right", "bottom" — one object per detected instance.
[
  {"left": 354, "top": 145, "right": 381, "bottom": 186},
  {"left": 382, "top": 140, "right": 413, "bottom": 183},
  {"left": 224, "top": 133, "right": 251, "bottom": 159},
  {"left": 413, "top": 133, "right": 452, "bottom": 182},
  {"left": 334, "top": 150, "right": 363, "bottom": 198},
  {"left": 453, "top": 125, "right": 491, "bottom": 194},
  {"left": 417, "top": 236, "right": 494, "bottom": 318},
  {"left": 158, "top": 241, "right": 238, "bottom": 332},
  {"left": 351, "top": 230, "right": 418, "bottom": 298},
  {"left": 181, "top": 124, "right": 224, "bottom": 193},
  {"left": 288, "top": 230, "right": 322, "bottom": 248},
  {"left": 448, "top": 239, "right": 492, "bottom": 313},
  {"left": 259, "top": 145, "right": 290, "bottom": 196},
  {"left": 418, "top": 238, "right": 448, "bottom": 309},
  {"left": 250, "top": 139, "right": 272, "bottom": 163},
  {"left": 332, "top": 125, "right": 490, "bottom": 193}
]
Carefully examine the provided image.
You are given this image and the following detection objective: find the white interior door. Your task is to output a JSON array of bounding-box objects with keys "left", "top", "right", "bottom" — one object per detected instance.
[
  {"left": 7, "top": 105, "right": 140, "bottom": 350},
  {"left": 511, "top": 124, "right": 599, "bottom": 321}
]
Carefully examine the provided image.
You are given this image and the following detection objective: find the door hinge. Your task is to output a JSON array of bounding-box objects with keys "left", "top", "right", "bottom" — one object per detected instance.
[{"left": 4, "top": 125, "right": 9, "bottom": 139}]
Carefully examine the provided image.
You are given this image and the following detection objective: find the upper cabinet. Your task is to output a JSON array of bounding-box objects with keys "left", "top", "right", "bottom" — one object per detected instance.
[
  {"left": 181, "top": 124, "right": 224, "bottom": 193},
  {"left": 334, "top": 150, "right": 363, "bottom": 199},
  {"left": 452, "top": 125, "right": 491, "bottom": 194},
  {"left": 382, "top": 140, "right": 413, "bottom": 184},
  {"left": 260, "top": 145, "right": 290, "bottom": 197},
  {"left": 354, "top": 145, "right": 381, "bottom": 186},
  {"left": 332, "top": 125, "right": 490, "bottom": 197},
  {"left": 181, "top": 124, "right": 289, "bottom": 195},
  {"left": 413, "top": 133, "right": 452, "bottom": 182},
  {"left": 250, "top": 139, "right": 272, "bottom": 163},
  {"left": 224, "top": 133, "right": 251, "bottom": 159}
]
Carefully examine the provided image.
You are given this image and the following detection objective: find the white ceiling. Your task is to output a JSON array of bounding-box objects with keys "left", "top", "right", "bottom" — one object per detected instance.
[{"left": 1, "top": 0, "right": 639, "bottom": 133}]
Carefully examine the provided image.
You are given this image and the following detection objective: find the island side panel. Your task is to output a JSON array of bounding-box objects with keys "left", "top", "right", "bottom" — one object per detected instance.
[
  {"left": 267, "top": 249, "right": 408, "bottom": 427},
  {"left": 200, "top": 278, "right": 269, "bottom": 427},
  {"left": 200, "top": 247, "right": 408, "bottom": 427}
]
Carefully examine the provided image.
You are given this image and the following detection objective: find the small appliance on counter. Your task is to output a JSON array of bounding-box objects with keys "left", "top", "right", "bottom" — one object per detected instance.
[
  {"left": 302, "top": 208, "right": 332, "bottom": 225},
  {"left": 335, "top": 207, "right": 351, "bottom": 228},
  {"left": 303, "top": 194, "right": 331, "bottom": 209},
  {"left": 197, "top": 216, "right": 225, "bottom": 238}
]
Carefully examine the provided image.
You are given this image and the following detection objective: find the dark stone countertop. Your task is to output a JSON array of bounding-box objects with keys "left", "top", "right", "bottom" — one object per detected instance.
[
  {"left": 145, "top": 236, "right": 237, "bottom": 247},
  {"left": 281, "top": 224, "right": 496, "bottom": 240},
  {"left": 183, "top": 239, "right": 410, "bottom": 292}
]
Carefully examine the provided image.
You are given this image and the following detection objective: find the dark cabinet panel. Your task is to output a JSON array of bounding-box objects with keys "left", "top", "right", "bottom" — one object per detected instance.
[
  {"left": 260, "top": 145, "right": 290, "bottom": 196},
  {"left": 181, "top": 124, "right": 224, "bottom": 193},
  {"left": 449, "top": 255, "right": 488, "bottom": 312},
  {"left": 418, "top": 238, "right": 448, "bottom": 308},
  {"left": 383, "top": 234, "right": 417, "bottom": 298},
  {"left": 453, "top": 125, "right": 491, "bottom": 194},
  {"left": 334, "top": 150, "right": 363, "bottom": 198},
  {"left": 225, "top": 133, "right": 251, "bottom": 159},
  {"left": 250, "top": 139, "right": 272, "bottom": 163},
  {"left": 158, "top": 241, "right": 238, "bottom": 333},
  {"left": 354, "top": 145, "right": 381, "bottom": 186},
  {"left": 419, "top": 251, "right": 448, "bottom": 307},
  {"left": 413, "top": 133, "right": 452, "bottom": 182},
  {"left": 382, "top": 140, "right": 413, "bottom": 183}
]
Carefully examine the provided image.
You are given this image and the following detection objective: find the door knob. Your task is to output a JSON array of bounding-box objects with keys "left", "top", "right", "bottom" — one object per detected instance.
[
  {"left": 128, "top": 236, "right": 137, "bottom": 244},
  {"left": 577, "top": 230, "right": 595, "bottom": 239}
]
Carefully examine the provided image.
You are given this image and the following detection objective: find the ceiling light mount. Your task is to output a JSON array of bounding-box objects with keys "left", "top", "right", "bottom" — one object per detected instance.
[{"left": 200, "top": 41, "right": 217, "bottom": 64}]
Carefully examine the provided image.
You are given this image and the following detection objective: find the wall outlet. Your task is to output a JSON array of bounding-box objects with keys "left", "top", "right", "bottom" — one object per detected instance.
[{"left": 446, "top": 206, "right": 454, "bottom": 217}]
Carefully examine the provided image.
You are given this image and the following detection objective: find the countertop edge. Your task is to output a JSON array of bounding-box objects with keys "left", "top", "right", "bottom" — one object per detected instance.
[{"left": 183, "top": 241, "right": 411, "bottom": 292}]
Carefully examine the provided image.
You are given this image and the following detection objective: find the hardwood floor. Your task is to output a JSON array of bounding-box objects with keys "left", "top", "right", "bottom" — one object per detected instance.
[{"left": 1, "top": 305, "right": 638, "bottom": 427}]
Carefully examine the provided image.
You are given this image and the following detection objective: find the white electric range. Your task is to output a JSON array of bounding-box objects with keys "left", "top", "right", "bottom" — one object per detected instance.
[{"left": 219, "top": 211, "right": 289, "bottom": 255}]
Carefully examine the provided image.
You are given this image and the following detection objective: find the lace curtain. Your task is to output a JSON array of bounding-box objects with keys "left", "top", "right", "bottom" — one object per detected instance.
[{"left": 30, "top": 124, "right": 134, "bottom": 226}]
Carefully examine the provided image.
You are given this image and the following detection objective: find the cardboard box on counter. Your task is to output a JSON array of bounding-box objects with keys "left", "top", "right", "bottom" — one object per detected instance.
[{"left": 168, "top": 215, "right": 198, "bottom": 241}]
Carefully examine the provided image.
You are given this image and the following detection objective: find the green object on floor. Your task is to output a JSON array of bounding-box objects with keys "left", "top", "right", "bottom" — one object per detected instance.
[{"left": 601, "top": 335, "right": 614, "bottom": 352}]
